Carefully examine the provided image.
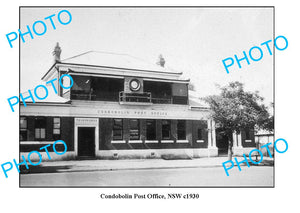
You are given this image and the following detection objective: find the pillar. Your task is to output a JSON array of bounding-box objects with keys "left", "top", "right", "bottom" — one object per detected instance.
[
  {"left": 237, "top": 133, "right": 242, "bottom": 147},
  {"left": 211, "top": 119, "right": 216, "bottom": 147},
  {"left": 233, "top": 132, "right": 238, "bottom": 148},
  {"left": 207, "top": 119, "right": 212, "bottom": 147},
  {"left": 207, "top": 119, "right": 218, "bottom": 157},
  {"left": 207, "top": 119, "right": 217, "bottom": 148}
]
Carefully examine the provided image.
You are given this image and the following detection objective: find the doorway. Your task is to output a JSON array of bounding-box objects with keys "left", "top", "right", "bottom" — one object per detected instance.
[
  {"left": 78, "top": 127, "right": 95, "bottom": 157},
  {"left": 216, "top": 129, "right": 229, "bottom": 156}
]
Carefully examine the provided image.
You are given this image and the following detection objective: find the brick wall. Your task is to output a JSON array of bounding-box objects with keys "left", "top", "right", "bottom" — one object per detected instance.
[
  {"left": 98, "top": 118, "right": 208, "bottom": 150},
  {"left": 20, "top": 116, "right": 74, "bottom": 152}
]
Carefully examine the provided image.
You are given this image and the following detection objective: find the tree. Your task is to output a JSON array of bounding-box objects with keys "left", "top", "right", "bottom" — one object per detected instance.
[
  {"left": 261, "top": 103, "right": 274, "bottom": 132},
  {"left": 204, "top": 82, "right": 270, "bottom": 160}
]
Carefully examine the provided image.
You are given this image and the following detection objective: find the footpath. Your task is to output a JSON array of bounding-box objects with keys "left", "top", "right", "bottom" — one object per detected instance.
[{"left": 20, "top": 156, "right": 274, "bottom": 174}]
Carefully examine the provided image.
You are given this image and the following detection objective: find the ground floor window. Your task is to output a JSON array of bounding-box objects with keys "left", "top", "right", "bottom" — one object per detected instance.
[
  {"left": 197, "top": 128, "right": 203, "bottom": 140},
  {"left": 129, "top": 119, "right": 140, "bottom": 140},
  {"left": 20, "top": 117, "right": 28, "bottom": 141},
  {"left": 245, "top": 129, "right": 251, "bottom": 140},
  {"left": 35, "top": 117, "right": 46, "bottom": 139},
  {"left": 146, "top": 119, "right": 156, "bottom": 140},
  {"left": 53, "top": 117, "right": 61, "bottom": 140},
  {"left": 177, "top": 120, "right": 186, "bottom": 140},
  {"left": 112, "top": 119, "right": 123, "bottom": 140},
  {"left": 162, "top": 120, "right": 171, "bottom": 140},
  {"left": 245, "top": 129, "right": 252, "bottom": 142}
]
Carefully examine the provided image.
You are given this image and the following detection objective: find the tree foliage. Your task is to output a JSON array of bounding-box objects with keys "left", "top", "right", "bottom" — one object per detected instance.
[
  {"left": 204, "top": 82, "right": 272, "bottom": 135},
  {"left": 260, "top": 103, "right": 274, "bottom": 132},
  {"left": 204, "top": 82, "right": 272, "bottom": 160}
]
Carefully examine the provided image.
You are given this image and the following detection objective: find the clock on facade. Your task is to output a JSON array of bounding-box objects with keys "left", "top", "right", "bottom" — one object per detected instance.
[{"left": 129, "top": 79, "right": 141, "bottom": 91}]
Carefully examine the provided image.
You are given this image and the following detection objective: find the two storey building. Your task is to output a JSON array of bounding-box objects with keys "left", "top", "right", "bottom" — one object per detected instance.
[{"left": 20, "top": 43, "right": 255, "bottom": 160}]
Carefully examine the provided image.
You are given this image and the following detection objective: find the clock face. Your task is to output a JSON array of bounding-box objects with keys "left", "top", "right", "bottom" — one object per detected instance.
[{"left": 129, "top": 79, "right": 141, "bottom": 91}]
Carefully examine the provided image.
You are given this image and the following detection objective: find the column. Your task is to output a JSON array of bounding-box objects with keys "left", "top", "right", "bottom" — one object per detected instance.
[
  {"left": 207, "top": 119, "right": 212, "bottom": 147},
  {"left": 237, "top": 133, "right": 242, "bottom": 147},
  {"left": 211, "top": 119, "right": 217, "bottom": 147},
  {"left": 233, "top": 132, "right": 238, "bottom": 148}
]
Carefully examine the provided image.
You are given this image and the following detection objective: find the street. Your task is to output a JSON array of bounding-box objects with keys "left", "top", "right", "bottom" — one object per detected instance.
[{"left": 20, "top": 166, "right": 273, "bottom": 187}]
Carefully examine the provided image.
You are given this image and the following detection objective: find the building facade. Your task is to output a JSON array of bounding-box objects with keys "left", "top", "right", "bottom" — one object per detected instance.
[{"left": 20, "top": 44, "right": 256, "bottom": 160}]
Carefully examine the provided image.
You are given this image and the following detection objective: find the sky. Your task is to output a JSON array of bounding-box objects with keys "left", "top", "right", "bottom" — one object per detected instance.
[{"left": 20, "top": 7, "right": 273, "bottom": 106}]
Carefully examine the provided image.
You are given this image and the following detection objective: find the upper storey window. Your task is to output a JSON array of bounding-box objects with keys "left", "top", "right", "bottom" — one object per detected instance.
[
  {"left": 71, "top": 75, "right": 123, "bottom": 101},
  {"left": 144, "top": 81, "right": 188, "bottom": 105}
]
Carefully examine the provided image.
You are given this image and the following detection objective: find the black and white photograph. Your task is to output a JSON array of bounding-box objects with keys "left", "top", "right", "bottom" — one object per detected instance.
[
  {"left": 19, "top": 7, "right": 275, "bottom": 187},
  {"left": 2, "top": 0, "right": 300, "bottom": 212}
]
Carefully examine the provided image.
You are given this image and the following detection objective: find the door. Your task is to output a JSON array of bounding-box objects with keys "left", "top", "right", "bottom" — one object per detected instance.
[
  {"left": 78, "top": 127, "right": 95, "bottom": 157},
  {"left": 216, "top": 129, "right": 229, "bottom": 156}
]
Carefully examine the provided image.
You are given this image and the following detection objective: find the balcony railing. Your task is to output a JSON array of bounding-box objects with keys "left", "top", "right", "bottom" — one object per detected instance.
[
  {"left": 71, "top": 93, "right": 96, "bottom": 100},
  {"left": 119, "top": 91, "right": 152, "bottom": 103},
  {"left": 119, "top": 91, "right": 172, "bottom": 104},
  {"left": 152, "top": 97, "right": 172, "bottom": 104},
  {"left": 70, "top": 91, "right": 174, "bottom": 104}
]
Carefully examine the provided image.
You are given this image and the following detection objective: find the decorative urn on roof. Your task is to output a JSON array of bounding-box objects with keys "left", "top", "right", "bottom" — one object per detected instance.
[
  {"left": 156, "top": 54, "right": 165, "bottom": 67},
  {"left": 53, "top": 42, "right": 62, "bottom": 63}
]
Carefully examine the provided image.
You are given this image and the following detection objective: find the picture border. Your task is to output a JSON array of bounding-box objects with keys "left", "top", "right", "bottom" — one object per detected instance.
[{"left": 19, "top": 5, "right": 275, "bottom": 189}]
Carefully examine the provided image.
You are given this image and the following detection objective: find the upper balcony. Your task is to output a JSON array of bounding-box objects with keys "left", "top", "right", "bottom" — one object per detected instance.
[
  {"left": 70, "top": 90, "right": 186, "bottom": 105},
  {"left": 67, "top": 75, "right": 188, "bottom": 105},
  {"left": 42, "top": 50, "right": 191, "bottom": 106}
]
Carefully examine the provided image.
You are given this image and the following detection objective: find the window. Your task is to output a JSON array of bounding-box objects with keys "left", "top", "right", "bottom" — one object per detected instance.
[
  {"left": 53, "top": 118, "right": 61, "bottom": 140},
  {"left": 112, "top": 119, "right": 123, "bottom": 140},
  {"left": 146, "top": 120, "right": 156, "bottom": 140},
  {"left": 177, "top": 120, "right": 186, "bottom": 140},
  {"left": 162, "top": 120, "right": 171, "bottom": 140},
  {"left": 245, "top": 129, "right": 251, "bottom": 140},
  {"left": 35, "top": 117, "right": 46, "bottom": 139},
  {"left": 90, "top": 77, "right": 124, "bottom": 101},
  {"left": 129, "top": 119, "right": 140, "bottom": 140},
  {"left": 197, "top": 128, "right": 203, "bottom": 140},
  {"left": 20, "top": 117, "right": 27, "bottom": 141},
  {"left": 245, "top": 129, "right": 252, "bottom": 142}
]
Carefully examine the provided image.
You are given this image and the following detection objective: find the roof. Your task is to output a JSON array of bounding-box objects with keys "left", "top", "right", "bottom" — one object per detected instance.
[
  {"left": 20, "top": 82, "right": 70, "bottom": 104},
  {"left": 188, "top": 90, "right": 210, "bottom": 109},
  {"left": 61, "top": 51, "right": 181, "bottom": 74},
  {"left": 255, "top": 129, "right": 274, "bottom": 135},
  {"left": 42, "top": 51, "right": 189, "bottom": 83}
]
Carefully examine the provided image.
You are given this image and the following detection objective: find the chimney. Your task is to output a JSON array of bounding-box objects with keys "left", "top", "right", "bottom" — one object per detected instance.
[
  {"left": 53, "top": 42, "right": 62, "bottom": 63},
  {"left": 156, "top": 54, "right": 165, "bottom": 67}
]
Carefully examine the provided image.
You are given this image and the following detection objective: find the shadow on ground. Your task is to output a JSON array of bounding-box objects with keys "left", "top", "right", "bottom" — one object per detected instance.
[
  {"left": 249, "top": 159, "right": 274, "bottom": 166},
  {"left": 20, "top": 165, "right": 72, "bottom": 174},
  {"left": 161, "top": 154, "right": 193, "bottom": 160},
  {"left": 19, "top": 158, "right": 274, "bottom": 175}
]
